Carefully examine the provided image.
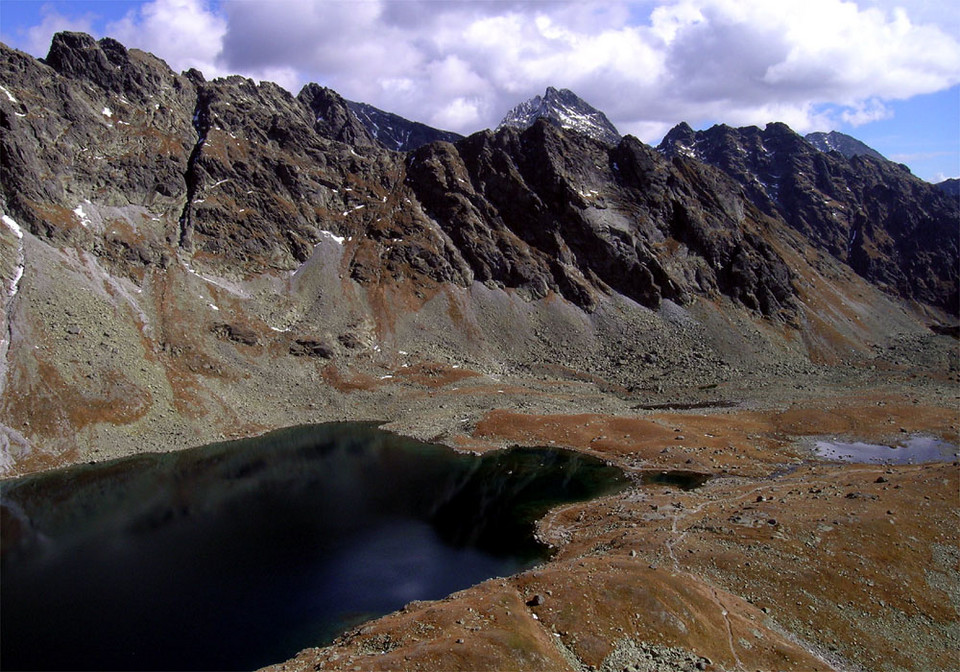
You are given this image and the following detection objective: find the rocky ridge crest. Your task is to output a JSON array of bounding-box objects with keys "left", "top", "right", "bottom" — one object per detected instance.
[
  {"left": 658, "top": 122, "right": 958, "bottom": 312},
  {"left": 805, "top": 130, "right": 886, "bottom": 161},
  {"left": 347, "top": 100, "right": 464, "bottom": 152}
]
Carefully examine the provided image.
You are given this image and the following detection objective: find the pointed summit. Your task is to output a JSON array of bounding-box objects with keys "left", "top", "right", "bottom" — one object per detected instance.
[
  {"left": 497, "top": 87, "right": 621, "bottom": 145},
  {"left": 805, "top": 131, "right": 886, "bottom": 161}
]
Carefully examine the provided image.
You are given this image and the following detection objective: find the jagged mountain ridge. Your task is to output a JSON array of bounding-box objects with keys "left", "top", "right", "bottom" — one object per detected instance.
[
  {"left": 497, "top": 87, "right": 622, "bottom": 146},
  {"left": 1, "top": 32, "right": 955, "bottom": 323},
  {"left": 658, "top": 122, "right": 958, "bottom": 312},
  {"left": 0, "top": 33, "right": 798, "bottom": 318}
]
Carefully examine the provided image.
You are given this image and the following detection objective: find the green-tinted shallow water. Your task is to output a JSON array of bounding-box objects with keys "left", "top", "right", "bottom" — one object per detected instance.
[{"left": 1, "top": 423, "right": 629, "bottom": 671}]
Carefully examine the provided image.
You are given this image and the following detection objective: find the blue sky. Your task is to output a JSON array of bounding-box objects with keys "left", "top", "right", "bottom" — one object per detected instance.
[{"left": 2, "top": 0, "right": 958, "bottom": 182}]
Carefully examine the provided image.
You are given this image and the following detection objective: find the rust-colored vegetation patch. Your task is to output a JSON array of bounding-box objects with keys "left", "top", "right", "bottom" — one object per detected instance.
[
  {"left": 0, "top": 444, "right": 80, "bottom": 477},
  {"left": 23, "top": 200, "right": 86, "bottom": 238},
  {"left": 263, "top": 579, "right": 577, "bottom": 672},
  {"left": 474, "top": 410, "right": 674, "bottom": 454},
  {"left": 766, "top": 234, "right": 887, "bottom": 364},
  {"left": 351, "top": 253, "right": 445, "bottom": 342},
  {"left": 395, "top": 361, "right": 481, "bottom": 388},
  {"left": 513, "top": 559, "right": 827, "bottom": 671},
  {"left": 151, "top": 269, "right": 238, "bottom": 416},
  {"left": 472, "top": 393, "right": 958, "bottom": 475},
  {"left": 321, "top": 364, "right": 379, "bottom": 393},
  {"left": 126, "top": 124, "right": 188, "bottom": 156},
  {"left": 101, "top": 218, "right": 150, "bottom": 283},
  {"left": 734, "top": 393, "right": 959, "bottom": 445},
  {"left": 602, "top": 462, "right": 960, "bottom": 672},
  {"left": 5, "top": 359, "right": 151, "bottom": 437}
]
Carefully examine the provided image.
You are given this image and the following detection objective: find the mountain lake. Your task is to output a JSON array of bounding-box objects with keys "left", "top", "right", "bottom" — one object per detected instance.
[{"left": 0, "top": 422, "right": 631, "bottom": 671}]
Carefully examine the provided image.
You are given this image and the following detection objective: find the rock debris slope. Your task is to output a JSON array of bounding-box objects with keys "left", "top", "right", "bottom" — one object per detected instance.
[{"left": 0, "top": 32, "right": 958, "bottom": 672}]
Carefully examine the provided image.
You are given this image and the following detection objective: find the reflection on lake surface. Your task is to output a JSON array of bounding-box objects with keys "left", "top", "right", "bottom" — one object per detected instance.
[
  {"left": 814, "top": 435, "right": 959, "bottom": 464},
  {"left": 0, "top": 423, "right": 628, "bottom": 671}
]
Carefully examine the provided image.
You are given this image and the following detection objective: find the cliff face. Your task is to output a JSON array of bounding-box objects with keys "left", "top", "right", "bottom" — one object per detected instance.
[
  {"left": 0, "top": 33, "right": 956, "bottom": 474},
  {"left": 406, "top": 121, "right": 795, "bottom": 317}
]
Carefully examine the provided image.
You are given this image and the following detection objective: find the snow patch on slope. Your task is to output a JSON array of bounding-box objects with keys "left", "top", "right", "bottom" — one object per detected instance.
[
  {"left": 183, "top": 258, "right": 251, "bottom": 298},
  {"left": 497, "top": 87, "right": 621, "bottom": 145},
  {"left": 2, "top": 214, "right": 25, "bottom": 299},
  {"left": 1, "top": 213, "right": 27, "bottom": 403},
  {"left": 0, "top": 84, "right": 18, "bottom": 104}
]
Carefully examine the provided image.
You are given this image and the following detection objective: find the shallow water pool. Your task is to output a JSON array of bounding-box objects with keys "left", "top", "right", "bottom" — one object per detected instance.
[{"left": 814, "top": 435, "right": 958, "bottom": 464}]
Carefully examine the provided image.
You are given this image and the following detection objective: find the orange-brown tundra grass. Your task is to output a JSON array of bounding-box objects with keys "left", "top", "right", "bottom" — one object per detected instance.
[{"left": 264, "top": 393, "right": 959, "bottom": 672}]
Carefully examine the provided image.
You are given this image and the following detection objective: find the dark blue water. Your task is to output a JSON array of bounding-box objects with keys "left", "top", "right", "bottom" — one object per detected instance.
[{"left": 0, "top": 423, "right": 628, "bottom": 671}]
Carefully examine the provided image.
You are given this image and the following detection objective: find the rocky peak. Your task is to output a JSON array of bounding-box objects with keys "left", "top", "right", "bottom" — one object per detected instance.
[
  {"left": 42, "top": 31, "right": 177, "bottom": 104},
  {"left": 43, "top": 31, "right": 116, "bottom": 84},
  {"left": 658, "top": 121, "right": 697, "bottom": 157},
  {"left": 497, "top": 86, "right": 621, "bottom": 145},
  {"left": 296, "top": 83, "right": 377, "bottom": 148},
  {"left": 805, "top": 131, "right": 885, "bottom": 161},
  {"left": 346, "top": 100, "right": 463, "bottom": 152}
]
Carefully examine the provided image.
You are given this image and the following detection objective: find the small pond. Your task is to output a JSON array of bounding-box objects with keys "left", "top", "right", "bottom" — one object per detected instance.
[
  {"left": 0, "top": 423, "right": 629, "bottom": 671},
  {"left": 814, "top": 435, "right": 959, "bottom": 464}
]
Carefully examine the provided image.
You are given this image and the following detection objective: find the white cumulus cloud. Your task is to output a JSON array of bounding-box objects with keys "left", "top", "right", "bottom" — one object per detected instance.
[
  {"left": 106, "top": 0, "right": 227, "bottom": 76},
  {"left": 17, "top": 5, "right": 97, "bottom": 57}
]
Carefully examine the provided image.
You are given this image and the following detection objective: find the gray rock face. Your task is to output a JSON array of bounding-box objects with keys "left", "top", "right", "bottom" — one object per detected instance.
[
  {"left": 497, "top": 87, "right": 622, "bottom": 146},
  {"left": 407, "top": 120, "right": 796, "bottom": 318},
  {"left": 1, "top": 33, "right": 197, "bottom": 257},
  {"left": 297, "top": 84, "right": 378, "bottom": 149}
]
